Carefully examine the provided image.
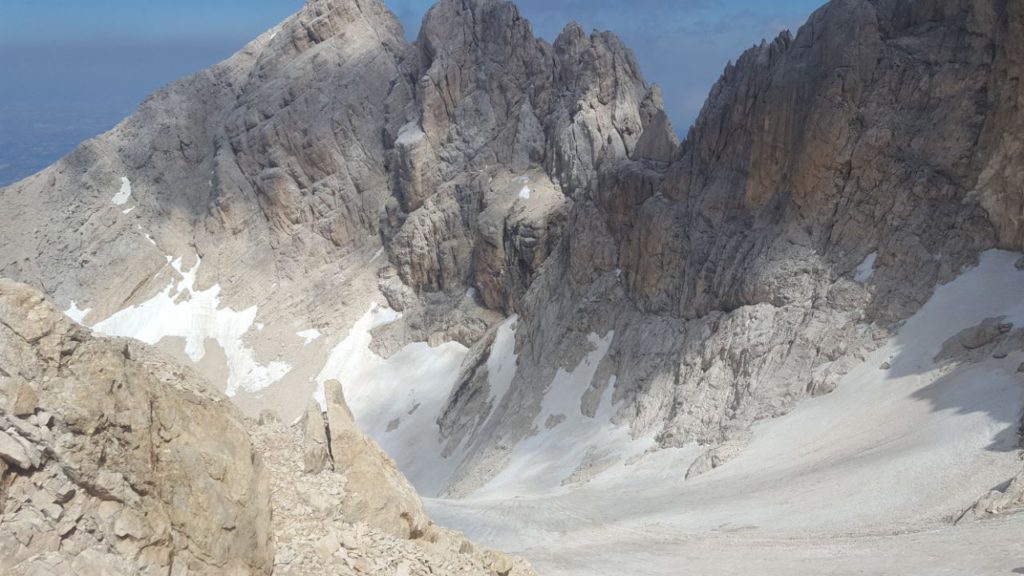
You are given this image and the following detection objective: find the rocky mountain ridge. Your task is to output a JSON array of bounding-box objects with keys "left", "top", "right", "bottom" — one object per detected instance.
[{"left": 0, "top": 0, "right": 1022, "bottom": 556}]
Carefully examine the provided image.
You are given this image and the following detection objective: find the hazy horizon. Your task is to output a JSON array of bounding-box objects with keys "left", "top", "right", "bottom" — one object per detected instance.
[{"left": 0, "top": 0, "right": 822, "bottom": 186}]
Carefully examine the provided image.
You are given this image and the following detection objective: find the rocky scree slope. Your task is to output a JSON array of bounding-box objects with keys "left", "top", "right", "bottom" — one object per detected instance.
[
  {"left": 260, "top": 382, "right": 536, "bottom": 575},
  {"left": 0, "top": 0, "right": 1023, "bottom": 496},
  {"left": 0, "top": 280, "right": 537, "bottom": 575}
]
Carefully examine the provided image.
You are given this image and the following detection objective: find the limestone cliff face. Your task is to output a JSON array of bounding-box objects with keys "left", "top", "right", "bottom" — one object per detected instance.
[
  {"left": 0, "top": 279, "right": 273, "bottom": 575},
  {"left": 383, "top": 0, "right": 662, "bottom": 314},
  {"left": 618, "top": 0, "right": 1017, "bottom": 321},
  {"left": 436, "top": 0, "right": 1024, "bottom": 487}
]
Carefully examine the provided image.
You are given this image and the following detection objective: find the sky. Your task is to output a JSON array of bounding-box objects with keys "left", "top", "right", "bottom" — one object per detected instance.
[{"left": 0, "top": 0, "right": 824, "bottom": 186}]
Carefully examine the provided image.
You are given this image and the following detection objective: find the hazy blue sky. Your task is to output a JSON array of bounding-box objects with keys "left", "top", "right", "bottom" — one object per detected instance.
[{"left": 0, "top": 0, "right": 824, "bottom": 185}]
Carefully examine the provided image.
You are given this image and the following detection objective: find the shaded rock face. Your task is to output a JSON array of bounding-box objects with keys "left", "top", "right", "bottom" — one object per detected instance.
[
  {"left": 434, "top": 0, "right": 1024, "bottom": 486},
  {"left": 616, "top": 0, "right": 1012, "bottom": 321},
  {"left": 382, "top": 0, "right": 663, "bottom": 314},
  {"left": 0, "top": 279, "right": 273, "bottom": 575}
]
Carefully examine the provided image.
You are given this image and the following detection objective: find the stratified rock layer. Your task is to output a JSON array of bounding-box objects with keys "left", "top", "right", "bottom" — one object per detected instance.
[{"left": 0, "top": 279, "right": 274, "bottom": 575}]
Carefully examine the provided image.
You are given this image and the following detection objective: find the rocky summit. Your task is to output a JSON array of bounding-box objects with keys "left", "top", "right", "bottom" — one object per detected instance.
[{"left": 2, "top": 0, "right": 1024, "bottom": 574}]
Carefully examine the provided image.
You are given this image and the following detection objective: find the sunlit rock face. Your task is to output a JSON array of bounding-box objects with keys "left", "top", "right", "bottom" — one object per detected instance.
[{"left": 0, "top": 279, "right": 274, "bottom": 575}]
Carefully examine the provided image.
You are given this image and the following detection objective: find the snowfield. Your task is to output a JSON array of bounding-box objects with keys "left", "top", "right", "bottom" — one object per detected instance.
[
  {"left": 89, "top": 253, "right": 291, "bottom": 397},
  {"left": 419, "top": 250, "right": 1024, "bottom": 575},
  {"left": 61, "top": 239, "right": 1024, "bottom": 574}
]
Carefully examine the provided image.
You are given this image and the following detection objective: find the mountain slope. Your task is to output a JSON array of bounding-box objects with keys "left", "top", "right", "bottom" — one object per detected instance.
[
  {"left": 0, "top": 279, "right": 538, "bottom": 575},
  {"left": 430, "top": 249, "right": 1024, "bottom": 575},
  {"left": 1, "top": 0, "right": 1023, "bottom": 573}
]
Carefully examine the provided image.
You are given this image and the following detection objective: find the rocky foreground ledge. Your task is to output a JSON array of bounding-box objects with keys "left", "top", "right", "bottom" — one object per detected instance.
[{"left": 0, "top": 278, "right": 534, "bottom": 576}]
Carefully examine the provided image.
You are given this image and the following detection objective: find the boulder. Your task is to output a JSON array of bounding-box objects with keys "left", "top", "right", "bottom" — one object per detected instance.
[
  {"left": 958, "top": 318, "right": 1006, "bottom": 350},
  {"left": 0, "top": 429, "right": 36, "bottom": 470},
  {"left": 323, "top": 379, "right": 430, "bottom": 539},
  {"left": 5, "top": 378, "right": 38, "bottom": 417},
  {"left": 302, "top": 401, "right": 333, "bottom": 474}
]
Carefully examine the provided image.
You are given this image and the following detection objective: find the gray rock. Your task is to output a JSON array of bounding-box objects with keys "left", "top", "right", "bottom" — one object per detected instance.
[
  {"left": 5, "top": 378, "right": 39, "bottom": 417},
  {"left": 0, "top": 429, "right": 36, "bottom": 470},
  {"left": 323, "top": 379, "right": 430, "bottom": 539},
  {"left": 257, "top": 409, "right": 282, "bottom": 426},
  {"left": 302, "top": 402, "right": 333, "bottom": 475},
  {"left": 959, "top": 319, "right": 1006, "bottom": 350}
]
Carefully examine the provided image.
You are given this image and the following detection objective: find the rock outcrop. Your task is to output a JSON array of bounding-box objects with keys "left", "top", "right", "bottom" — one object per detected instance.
[
  {"left": 301, "top": 379, "right": 430, "bottom": 539},
  {"left": 0, "top": 279, "right": 274, "bottom": 575},
  {"left": 969, "top": 465, "right": 1024, "bottom": 520},
  {"left": 265, "top": 386, "right": 535, "bottom": 575}
]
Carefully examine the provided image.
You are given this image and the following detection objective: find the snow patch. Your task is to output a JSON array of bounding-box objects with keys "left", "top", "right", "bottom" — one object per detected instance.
[
  {"left": 64, "top": 301, "right": 91, "bottom": 325},
  {"left": 486, "top": 316, "right": 519, "bottom": 407},
  {"left": 475, "top": 329, "right": 654, "bottom": 497},
  {"left": 313, "top": 304, "right": 402, "bottom": 407},
  {"left": 91, "top": 253, "right": 291, "bottom": 396},
  {"left": 122, "top": 206, "right": 135, "bottom": 215},
  {"left": 396, "top": 120, "right": 425, "bottom": 146},
  {"left": 518, "top": 186, "right": 531, "bottom": 200},
  {"left": 296, "top": 329, "right": 322, "bottom": 346},
  {"left": 369, "top": 247, "right": 384, "bottom": 264},
  {"left": 111, "top": 177, "right": 132, "bottom": 206},
  {"left": 854, "top": 251, "right": 877, "bottom": 284}
]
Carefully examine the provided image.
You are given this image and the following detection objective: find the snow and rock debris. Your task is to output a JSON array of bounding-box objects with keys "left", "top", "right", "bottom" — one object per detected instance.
[{"left": 90, "top": 253, "right": 291, "bottom": 396}]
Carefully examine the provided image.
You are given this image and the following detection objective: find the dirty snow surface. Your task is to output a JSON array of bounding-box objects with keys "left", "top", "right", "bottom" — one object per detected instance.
[
  {"left": 855, "top": 251, "right": 878, "bottom": 284},
  {"left": 111, "top": 176, "right": 132, "bottom": 205},
  {"left": 414, "top": 250, "right": 1024, "bottom": 576},
  {"left": 90, "top": 254, "right": 291, "bottom": 397}
]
